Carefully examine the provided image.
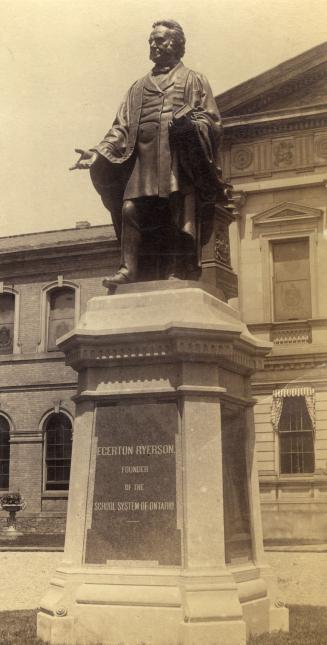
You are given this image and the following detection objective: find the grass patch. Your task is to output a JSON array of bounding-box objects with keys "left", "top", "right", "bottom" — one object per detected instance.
[
  {"left": 249, "top": 605, "right": 327, "bottom": 644},
  {"left": 1, "top": 605, "right": 327, "bottom": 644},
  {"left": 0, "top": 610, "right": 43, "bottom": 645},
  {"left": 0, "top": 533, "right": 64, "bottom": 549}
]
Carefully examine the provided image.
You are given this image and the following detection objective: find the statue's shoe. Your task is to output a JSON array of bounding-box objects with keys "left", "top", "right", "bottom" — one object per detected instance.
[{"left": 102, "top": 272, "right": 133, "bottom": 288}]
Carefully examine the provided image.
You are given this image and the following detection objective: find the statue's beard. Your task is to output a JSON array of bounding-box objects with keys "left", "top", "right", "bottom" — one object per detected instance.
[{"left": 150, "top": 46, "right": 178, "bottom": 67}]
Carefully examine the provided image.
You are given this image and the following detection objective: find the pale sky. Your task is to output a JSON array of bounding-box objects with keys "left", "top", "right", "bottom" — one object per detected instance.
[{"left": 1, "top": 0, "right": 326, "bottom": 237}]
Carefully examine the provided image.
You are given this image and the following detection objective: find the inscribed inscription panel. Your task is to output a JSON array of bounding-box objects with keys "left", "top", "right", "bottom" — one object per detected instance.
[{"left": 85, "top": 401, "right": 181, "bottom": 565}]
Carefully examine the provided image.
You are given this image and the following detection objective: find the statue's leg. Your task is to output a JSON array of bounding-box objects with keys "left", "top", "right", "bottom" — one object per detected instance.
[
  {"left": 103, "top": 200, "right": 141, "bottom": 286},
  {"left": 166, "top": 193, "right": 199, "bottom": 280}
]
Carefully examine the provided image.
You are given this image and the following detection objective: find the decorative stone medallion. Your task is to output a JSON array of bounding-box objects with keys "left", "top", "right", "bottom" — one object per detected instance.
[
  {"left": 231, "top": 146, "right": 254, "bottom": 170},
  {"left": 315, "top": 136, "right": 327, "bottom": 160}
]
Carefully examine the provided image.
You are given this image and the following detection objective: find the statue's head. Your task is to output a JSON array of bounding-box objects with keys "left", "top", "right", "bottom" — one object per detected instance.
[{"left": 149, "top": 20, "right": 186, "bottom": 66}]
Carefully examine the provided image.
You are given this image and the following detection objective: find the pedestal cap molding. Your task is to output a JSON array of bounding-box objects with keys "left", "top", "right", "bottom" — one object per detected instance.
[{"left": 57, "top": 285, "right": 271, "bottom": 375}]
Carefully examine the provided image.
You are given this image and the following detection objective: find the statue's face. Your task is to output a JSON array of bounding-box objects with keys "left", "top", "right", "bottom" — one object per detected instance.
[{"left": 149, "top": 25, "right": 178, "bottom": 66}]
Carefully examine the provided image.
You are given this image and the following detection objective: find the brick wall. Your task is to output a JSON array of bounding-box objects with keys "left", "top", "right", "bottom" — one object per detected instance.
[{"left": 0, "top": 231, "right": 118, "bottom": 534}]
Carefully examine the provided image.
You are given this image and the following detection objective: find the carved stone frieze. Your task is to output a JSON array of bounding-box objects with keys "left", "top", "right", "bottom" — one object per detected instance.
[
  {"left": 271, "top": 323, "right": 312, "bottom": 345},
  {"left": 227, "top": 129, "right": 327, "bottom": 178},
  {"left": 272, "top": 139, "right": 295, "bottom": 168}
]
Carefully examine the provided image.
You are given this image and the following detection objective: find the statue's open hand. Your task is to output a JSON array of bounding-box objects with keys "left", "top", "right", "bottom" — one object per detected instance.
[{"left": 69, "top": 149, "right": 98, "bottom": 171}]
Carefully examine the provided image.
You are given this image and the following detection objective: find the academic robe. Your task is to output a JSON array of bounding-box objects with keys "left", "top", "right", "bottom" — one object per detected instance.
[{"left": 90, "top": 61, "right": 226, "bottom": 242}]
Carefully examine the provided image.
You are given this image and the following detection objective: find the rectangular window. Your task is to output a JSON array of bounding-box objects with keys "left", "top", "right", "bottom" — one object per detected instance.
[
  {"left": 272, "top": 238, "right": 311, "bottom": 321},
  {"left": 279, "top": 396, "right": 314, "bottom": 474}
]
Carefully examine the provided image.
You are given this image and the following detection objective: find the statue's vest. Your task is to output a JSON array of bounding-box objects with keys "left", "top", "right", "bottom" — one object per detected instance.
[{"left": 113, "top": 64, "right": 192, "bottom": 165}]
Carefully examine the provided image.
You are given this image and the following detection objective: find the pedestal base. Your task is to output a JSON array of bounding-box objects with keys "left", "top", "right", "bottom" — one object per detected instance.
[
  {"left": 37, "top": 560, "right": 289, "bottom": 645},
  {"left": 38, "top": 282, "right": 288, "bottom": 644},
  {"left": 38, "top": 564, "right": 279, "bottom": 645}
]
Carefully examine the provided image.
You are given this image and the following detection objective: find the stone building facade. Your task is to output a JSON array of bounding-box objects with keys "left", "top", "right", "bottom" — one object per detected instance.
[
  {"left": 1, "top": 43, "right": 327, "bottom": 543},
  {"left": 219, "top": 42, "right": 327, "bottom": 542}
]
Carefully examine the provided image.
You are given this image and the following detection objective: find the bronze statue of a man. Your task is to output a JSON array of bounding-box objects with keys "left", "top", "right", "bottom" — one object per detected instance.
[{"left": 72, "top": 20, "right": 225, "bottom": 285}]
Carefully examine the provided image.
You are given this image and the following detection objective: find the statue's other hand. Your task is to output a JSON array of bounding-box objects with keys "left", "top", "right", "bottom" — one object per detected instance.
[
  {"left": 69, "top": 149, "right": 98, "bottom": 171},
  {"left": 170, "top": 114, "right": 194, "bottom": 134}
]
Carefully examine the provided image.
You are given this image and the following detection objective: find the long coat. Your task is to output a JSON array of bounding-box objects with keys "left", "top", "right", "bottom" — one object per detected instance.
[{"left": 90, "top": 62, "right": 225, "bottom": 241}]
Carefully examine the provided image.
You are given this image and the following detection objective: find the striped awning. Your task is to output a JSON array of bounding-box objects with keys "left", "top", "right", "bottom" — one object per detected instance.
[
  {"left": 271, "top": 386, "right": 315, "bottom": 431},
  {"left": 273, "top": 386, "right": 314, "bottom": 398}
]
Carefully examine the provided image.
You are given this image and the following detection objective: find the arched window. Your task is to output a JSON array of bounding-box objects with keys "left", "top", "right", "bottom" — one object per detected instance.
[
  {"left": 44, "top": 413, "right": 72, "bottom": 491},
  {"left": 0, "top": 416, "right": 10, "bottom": 489},
  {"left": 47, "top": 287, "right": 75, "bottom": 351},
  {"left": 0, "top": 293, "right": 15, "bottom": 354}
]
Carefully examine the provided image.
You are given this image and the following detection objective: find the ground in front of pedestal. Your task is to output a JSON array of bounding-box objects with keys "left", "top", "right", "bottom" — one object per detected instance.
[{"left": 1, "top": 606, "right": 327, "bottom": 644}]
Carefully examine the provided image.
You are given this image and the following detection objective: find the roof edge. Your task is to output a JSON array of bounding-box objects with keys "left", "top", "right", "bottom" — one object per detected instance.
[{"left": 216, "top": 41, "right": 327, "bottom": 114}]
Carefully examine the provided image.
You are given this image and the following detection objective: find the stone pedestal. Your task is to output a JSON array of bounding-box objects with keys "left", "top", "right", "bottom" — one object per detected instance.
[{"left": 37, "top": 281, "right": 288, "bottom": 645}]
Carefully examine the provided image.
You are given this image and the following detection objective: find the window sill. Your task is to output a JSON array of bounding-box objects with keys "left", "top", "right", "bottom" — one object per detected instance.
[
  {"left": 0, "top": 351, "right": 66, "bottom": 363},
  {"left": 42, "top": 491, "right": 69, "bottom": 498},
  {"left": 260, "top": 473, "right": 327, "bottom": 484}
]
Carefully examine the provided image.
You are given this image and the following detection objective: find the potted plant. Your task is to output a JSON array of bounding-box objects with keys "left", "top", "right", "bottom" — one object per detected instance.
[{"left": 0, "top": 491, "right": 26, "bottom": 538}]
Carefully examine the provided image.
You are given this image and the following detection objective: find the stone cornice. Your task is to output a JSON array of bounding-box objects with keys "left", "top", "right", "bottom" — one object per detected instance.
[
  {"left": 223, "top": 108, "right": 327, "bottom": 141},
  {"left": 248, "top": 319, "right": 327, "bottom": 332},
  {"left": 232, "top": 173, "right": 327, "bottom": 195},
  {"left": 262, "top": 352, "right": 327, "bottom": 372},
  {"left": 10, "top": 431, "right": 43, "bottom": 444},
  {"left": 252, "top": 379, "right": 327, "bottom": 394},
  {"left": 63, "top": 329, "right": 267, "bottom": 376},
  {"left": 218, "top": 48, "right": 327, "bottom": 115},
  {"left": 0, "top": 238, "right": 119, "bottom": 268},
  {"left": 0, "top": 382, "right": 77, "bottom": 393},
  {"left": 224, "top": 103, "right": 327, "bottom": 129}
]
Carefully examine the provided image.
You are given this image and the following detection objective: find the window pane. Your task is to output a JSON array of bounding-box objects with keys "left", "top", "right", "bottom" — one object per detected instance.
[
  {"left": 0, "top": 294, "right": 15, "bottom": 323},
  {"left": 63, "top": 444, "right": 72, "bottom": 458},
  {"left": 0, "top": 475, "right": 8, "bottom": 488},
  {"left": 46, "top": 445, "right": 56, "bottom": 459},
  {"left": 273, "top": 239, "right": 309, "bottom": 280},
  {"left": 0, "top": 445, "right": 9, "bottom": 459},
  {"left": 273, "top": 239, "right": 311, "bottom": 321},
  {"left": 280, "top": 451, "right": 292, "bottom": 474},
  {"left": 0, "top": 462, "right": 9, "bottom": 475},
  {"left": 303, "top": 451, "right": 315, "bottom": 473},
  {"left": 279, "top": 396, "right": 312, "bottom": 432},
  {"left": 49, "top": 289, "right": 75, "bottom": 319}
]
